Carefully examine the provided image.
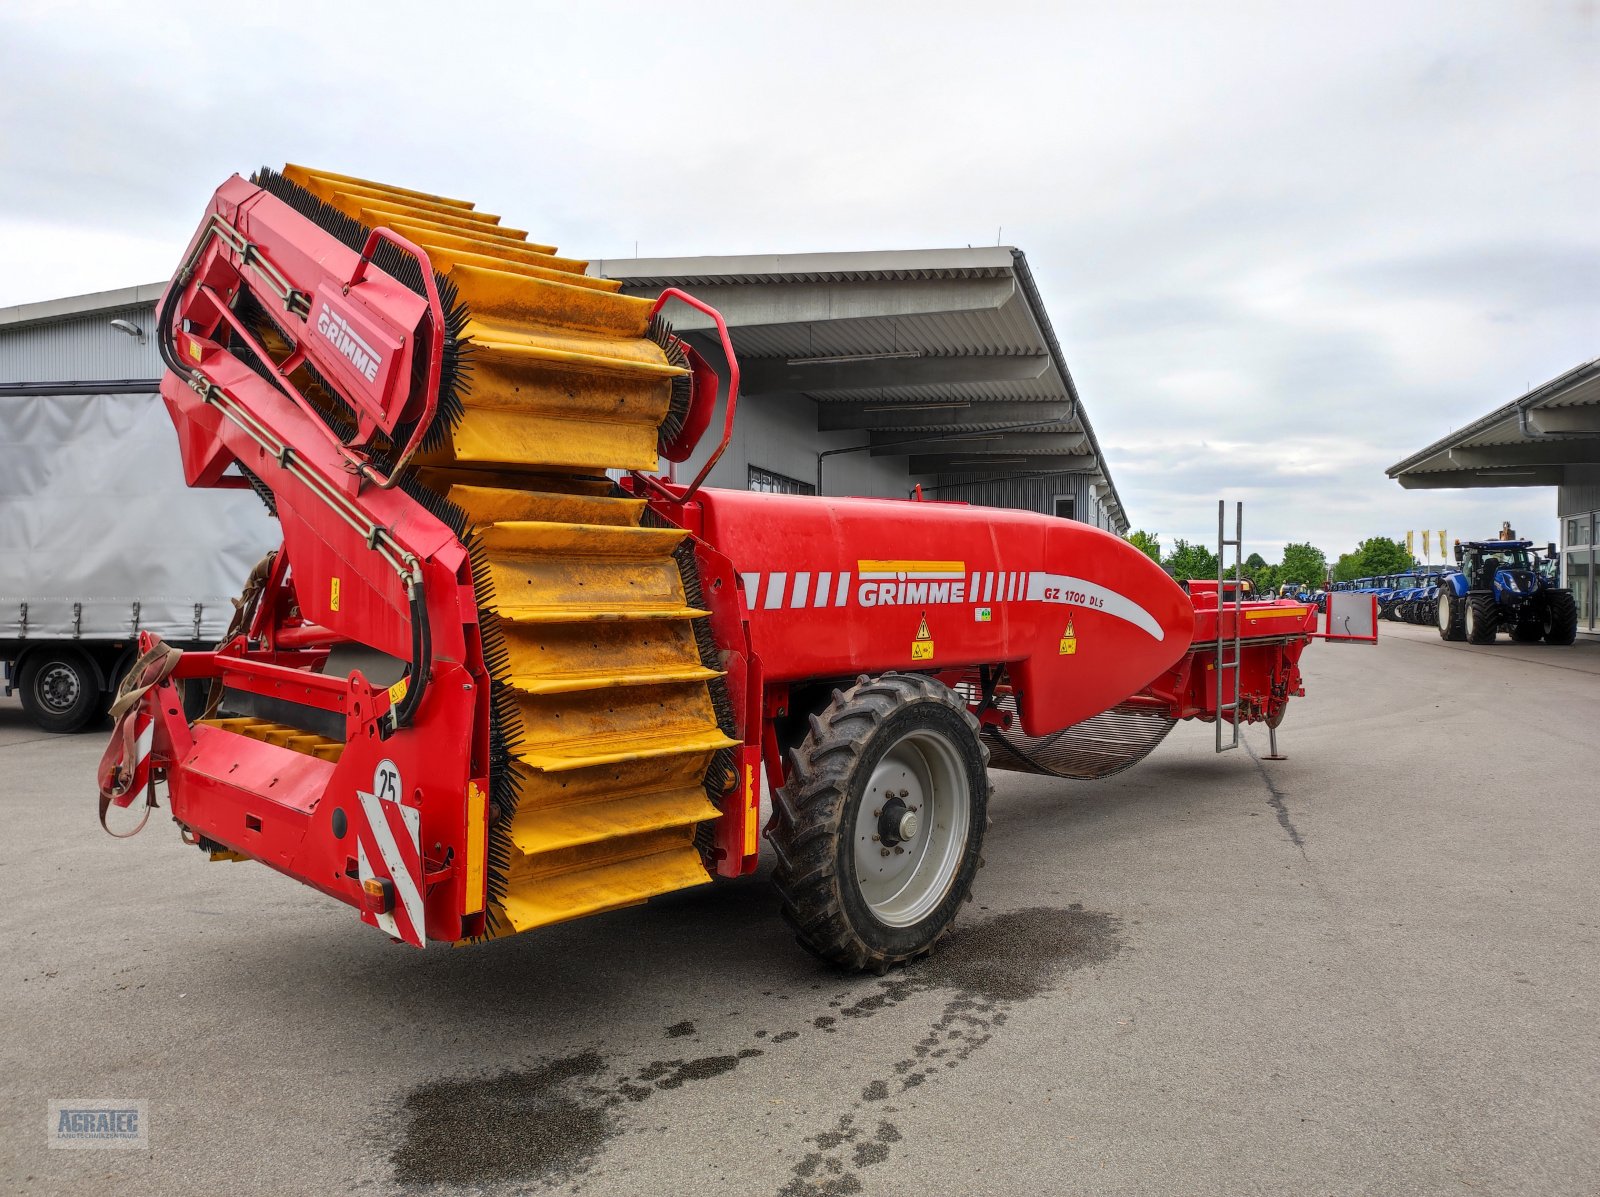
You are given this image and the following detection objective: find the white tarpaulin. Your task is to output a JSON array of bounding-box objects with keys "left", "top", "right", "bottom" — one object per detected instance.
[{"left": 0, "top": 391, "right": 278, "bottom": 640}]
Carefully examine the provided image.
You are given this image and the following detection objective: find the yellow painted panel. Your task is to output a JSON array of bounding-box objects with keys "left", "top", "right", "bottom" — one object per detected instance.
[
  {"left": 449, "top": 264, "right": 657, "bottom": 339},
  {"left": 425, "top": 244, "right": 617, "bottom": 293},
  {"left": 516, "top": 726, "right": 736, "bottom": 774},
  {"left": 478, "top": 520, "right": 684, "bottom": 559},
  {"left": 510, "top": 785, "right": 717, "bottom": 856},
  {"left": 504, "top": 680, "right": 722, "bottom": 753},
  {"left": 482, "top": 550, "right": 688, "bottom": 622},
  {"left": 507, "top": 750, "right": 711, "bottom": 815},
  {"left": 284, "top": 163, "right": 477, "bottom": 210},
  {"left": 496, "top": 844, "right": 711, "bottom": 931},
  {"left": 447, "top": 483, "right": 644, "bottom": 529},
  {"left": 499, "top": 617, "right": 712, "bottom": 694},
  {"left": 433, "top": 406, "right": 661, "bottom": 472},
  {"left": 350, "top": 201, "right": 530, "bottom": 247},
  {"left": 380, "top": 218, "right": 564, "bottom": 267}
]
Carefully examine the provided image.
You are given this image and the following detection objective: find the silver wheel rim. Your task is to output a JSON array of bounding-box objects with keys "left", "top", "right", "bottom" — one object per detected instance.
[
  {"left": 1466, "top": 603, "right": 1478, "bottom": 636},
  {"left": 36, "top": 663, "right": 82, "bottom": 713},
  {"left": 1437, "top": 594, "right": 1450, "bottom": 631},
  {"left": 852, "top": 725, "right": 970, "bottom": 928}
]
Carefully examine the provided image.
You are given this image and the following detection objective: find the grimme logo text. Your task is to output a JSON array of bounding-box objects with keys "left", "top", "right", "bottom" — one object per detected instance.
[{"left": 315, "top": 305, "right": 381, "bottom": 382}]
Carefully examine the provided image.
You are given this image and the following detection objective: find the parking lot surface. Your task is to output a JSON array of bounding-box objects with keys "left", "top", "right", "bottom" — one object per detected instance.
[{"left": 3, "top": 622, "right": 1597, "bottom": 1196}]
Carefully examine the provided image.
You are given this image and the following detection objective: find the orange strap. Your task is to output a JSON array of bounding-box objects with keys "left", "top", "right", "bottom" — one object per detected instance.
[{"left": 96, "top": 640, "right": 183, "bottom": 838}]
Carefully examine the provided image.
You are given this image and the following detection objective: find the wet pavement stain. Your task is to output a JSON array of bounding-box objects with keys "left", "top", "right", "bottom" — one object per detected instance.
[
  {"left": 387, "top": 905, "right": 1120, "bottom": 1194},
  {"left": 776, "top": 904, "right": 1123, "bottom": 1196},
  {"left": 390, "top": 1050, "right": 612, "bottom": 1190}
]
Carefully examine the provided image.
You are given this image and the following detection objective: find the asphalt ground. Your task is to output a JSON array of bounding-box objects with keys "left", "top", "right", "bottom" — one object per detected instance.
[{"left": 2, "top": 621, "right": 1596, "bottom": 1196}]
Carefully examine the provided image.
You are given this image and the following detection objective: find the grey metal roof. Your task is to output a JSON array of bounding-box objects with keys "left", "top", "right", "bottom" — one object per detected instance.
[
  {"left": 593, "top": 246, "right": 1128, "bottom": 530},
  {"left": 1386, "top": 358, "right": 1600, "bottom": 489},
  {"left": 0, "top": 282, "right": 167, "bottom": 329}
]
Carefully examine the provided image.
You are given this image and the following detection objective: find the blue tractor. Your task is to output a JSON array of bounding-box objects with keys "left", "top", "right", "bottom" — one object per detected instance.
[{"left": 1436, "top": 540, "right": 1577, "bottom": 645}]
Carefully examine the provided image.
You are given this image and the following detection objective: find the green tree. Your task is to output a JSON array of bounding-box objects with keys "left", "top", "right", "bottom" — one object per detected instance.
[
  {"left": 1352, "top": 537, "right": 1416, "bottom": 576},
  {"left": 1279, "top": 542, "right": 1329, "bottom": 587},
  {"left": 1125, "top": 530, "right": 1162, "bottom": 562},
  {"left": 1332, "top": 551, "right": 1363, "bottom": 583},
  {"left": 1163, "top": 538, "right": 1219, "bottom": 582}
]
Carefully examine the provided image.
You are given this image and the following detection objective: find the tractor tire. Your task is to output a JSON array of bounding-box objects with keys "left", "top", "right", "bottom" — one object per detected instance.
[
  {"left": 770, "top": 672, "right": 990, "bottom": 973},
  {"left": 1543, "top": 591, "right": 1579, "bottom": 646},
  {"left": 17, "top": 648, "right": 101, "bottom": 733},
  {"left": 1437, "top": 591, "right": 1465, "bottom": 642},
  {"left": 1465, "top": 593, "right": 1499, "bottom": 644}
]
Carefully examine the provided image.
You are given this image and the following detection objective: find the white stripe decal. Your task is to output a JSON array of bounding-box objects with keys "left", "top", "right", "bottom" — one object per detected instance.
[
  {"left": 133, "top": 720, "right": 154, "bottom": 765},
  {"left": 1026, "top": 572, "right": 1165, "bottom": 641},
  {"left": 981, "top": 573, "right": 993, "bottom": 602},
  {"left": 356, "top": 841, "right": 400, "bottom": 940},
  {"left": 791, "top": 572, "right": 811, "bottom": 608},
  {"left": 764, "top": 573, "right": 787, "bottom": 610},
  {"left": 359, "top": 791, "right": 425, "bottom": 946},
  {"left": 740, "top": 572, "right": 759, "bottom": 609},
  {"left": 835, "top": 573, "right": 851, "bottom": 606},
  {"left": 814, "top": 572, "right": 831, "bottom": 607},
  {"left": 968, "top": 571, "right": 979, "bottom": 598}
]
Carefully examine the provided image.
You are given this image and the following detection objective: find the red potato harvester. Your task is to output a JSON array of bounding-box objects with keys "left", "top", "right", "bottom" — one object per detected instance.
[{"left": 97, "top": 165, "right": 1372, "bottom": 971}]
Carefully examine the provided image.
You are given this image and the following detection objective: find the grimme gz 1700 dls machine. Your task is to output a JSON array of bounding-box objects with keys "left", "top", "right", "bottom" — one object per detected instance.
[{"left": 97, "top": 165, "right": 1364, "bottom": 971}]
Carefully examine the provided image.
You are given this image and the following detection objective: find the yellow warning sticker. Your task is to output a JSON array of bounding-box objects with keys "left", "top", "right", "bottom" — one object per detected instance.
[
  {"left": 1059, "top": 616, "right": 1078, "bottom": 655},
  {"left": 464, "top": 780, "right": 486, "bottom": 915},
  {"left": 330, "top": 576, "right": 341, "bottom": 612},
  {"left": 743, "top": 764, "right": 758, "bottom": 857},
  {"left": 912, "top": 612, "right": 935, "bottom": 660},
  {"left": 188, "top": 338, "right": 202, "bottom": 362},
  {"left": 388, "top": 677, "right": 408, "bottom": 706}
]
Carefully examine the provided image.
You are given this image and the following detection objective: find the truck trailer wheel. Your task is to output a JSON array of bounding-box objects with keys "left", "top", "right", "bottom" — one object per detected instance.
[
  {"left": 1437, "top": 591, "right": 1465, "bottom": 641},
  {"left": 1543, "top": 591, "right": 1579, "bottom": 646},
  {"left": 1465, "top": 594, "right": 1499, "bottom": 644},
  {"left": 770, "top": 673, "right": 990, "bottom": 972},
  {"left": 18, "top": 649, "right": 100, "bottom": 733}
]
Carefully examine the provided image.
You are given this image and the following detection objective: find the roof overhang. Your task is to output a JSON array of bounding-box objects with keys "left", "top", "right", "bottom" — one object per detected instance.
[
  {"left": 0, "top": 282, "right": 166, "bottom": 330},
  {"left": 592, "top": 247, "right": 1128, "bottom": 531},
  {"left": 1387, "top": 358, "right": 1600, "bottom": 490}
]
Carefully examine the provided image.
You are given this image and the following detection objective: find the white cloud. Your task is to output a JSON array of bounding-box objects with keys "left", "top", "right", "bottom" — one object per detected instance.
[{"left": 0, "top": 0, "right": 1592, "bottom": 558}]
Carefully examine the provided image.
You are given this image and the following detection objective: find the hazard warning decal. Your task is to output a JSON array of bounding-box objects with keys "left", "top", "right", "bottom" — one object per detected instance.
[
  {"left": 911, "top": 611, "right": 935, "bottom": 661},
  {"left": 356, "top": 758, "right": 425, "bottom": 948},
  {"left": 1059, "top": 616, "right": 1078, "bottom": 655}
]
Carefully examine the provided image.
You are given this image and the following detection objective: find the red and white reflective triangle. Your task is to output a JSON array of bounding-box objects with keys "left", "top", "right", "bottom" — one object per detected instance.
[{"left": 356, "top": 758, "right": 425, "bottom": 947}]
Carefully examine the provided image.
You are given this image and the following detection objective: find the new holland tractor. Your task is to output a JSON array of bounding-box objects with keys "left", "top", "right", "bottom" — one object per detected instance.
[{"left": 1436, "top": 540, "right": 1577, "bottom": 645}]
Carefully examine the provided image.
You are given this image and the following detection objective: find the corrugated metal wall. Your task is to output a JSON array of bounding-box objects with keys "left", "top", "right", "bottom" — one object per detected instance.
[
  {"left": 1558, "top": 476, "right": 1600, "bottom": 517},
  {"left": 929, "top": 471, "right": 1111, "bottom": 529},
  {"left": 0, "top": 302, "right": 161, "bottom": 385}
]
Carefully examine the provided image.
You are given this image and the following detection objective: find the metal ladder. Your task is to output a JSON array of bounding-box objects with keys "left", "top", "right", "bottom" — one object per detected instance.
[{"left": 1215, "top": 500, "right": 1243, "bottom": 753}]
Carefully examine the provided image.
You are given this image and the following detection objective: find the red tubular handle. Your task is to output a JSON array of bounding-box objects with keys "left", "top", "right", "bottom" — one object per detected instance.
[
  {"left": 348, "top": 228, "right": 445, "bottom": 487},
  {"left": 648, "top": 287, "right": 740, "bottom": 503}
]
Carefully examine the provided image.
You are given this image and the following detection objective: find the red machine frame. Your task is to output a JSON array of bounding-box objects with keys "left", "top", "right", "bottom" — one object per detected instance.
[{"left": 103, "top": 173, "right": 1336, "bottom": 948}]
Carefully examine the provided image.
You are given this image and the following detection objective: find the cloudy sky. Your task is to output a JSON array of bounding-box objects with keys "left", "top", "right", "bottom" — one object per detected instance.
[{"left": 2, "top": 1, "right": 1594, "bottom": 560}]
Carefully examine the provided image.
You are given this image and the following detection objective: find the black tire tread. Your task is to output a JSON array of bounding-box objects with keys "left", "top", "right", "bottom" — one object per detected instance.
[
  {"left": 769, "top": 672, "right": 990, "bottom": 972},
  {"left": 1466, "top": 592, "right": 1499, "bottom": 644},
  {"left": 1543, "top": 590, "right": 1579, "bottom": 646},
  {"left": 17, "top": 649, "right": 101, "bottom": 734},
  {"left": 1437, "top": 591, "right": 1466, "bottom": 642}
]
